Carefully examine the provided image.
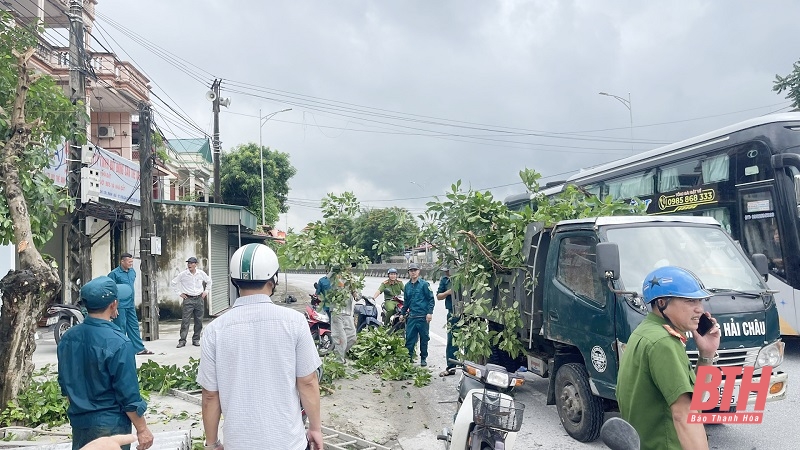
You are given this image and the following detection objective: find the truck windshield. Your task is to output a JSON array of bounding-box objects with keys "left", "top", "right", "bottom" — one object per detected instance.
[{"left": 604, "top": 225, "right": 767, "bottom": 296}]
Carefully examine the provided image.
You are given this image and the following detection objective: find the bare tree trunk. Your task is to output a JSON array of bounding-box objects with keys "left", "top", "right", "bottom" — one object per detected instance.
[{"left": 0, "top": 48, "right": 62, "bottom": 410}]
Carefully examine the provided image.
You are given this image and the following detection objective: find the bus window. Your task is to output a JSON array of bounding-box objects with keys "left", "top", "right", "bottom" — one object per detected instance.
[
  {"left": 607, "top": 170, "right": 654, "bottom": 199},
  {"left": 701, "top": 208, "right": 732, "bottom": 234},
  {"left": 735, "top": 142, "right": 773, "bottom": 185},
  {"left": 740, "top": 190, "right": 785, "bottom": 278},
  {"left": 701, "top": 153, "right": 730, "bottom": 184},
  {"left": 659, "top": 159, "right": 701, "bottom": 192}
]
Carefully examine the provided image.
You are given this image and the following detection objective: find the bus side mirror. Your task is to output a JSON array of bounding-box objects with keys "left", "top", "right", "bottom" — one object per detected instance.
[
  {"left": 751, "top": 253, "right": 769, "bottom": 281},
  {"left": 596, "top": 242, "right": 621, "bottom": 281}
]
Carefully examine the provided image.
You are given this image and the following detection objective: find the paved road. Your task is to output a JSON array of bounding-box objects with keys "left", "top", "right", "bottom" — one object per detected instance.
[{"left": 288, "top": 273, "right": 800, "bottom": 449}]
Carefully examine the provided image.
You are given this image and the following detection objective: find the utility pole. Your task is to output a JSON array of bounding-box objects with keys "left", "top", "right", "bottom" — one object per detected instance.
[
  {"left": 66, "top": 0, "right": 90, "bottom": 302},
  {"left": 211, "top": 79, "right": 221, "bottom": 202},
  {"left": 138, "top": 103, "right": 159, "bottom": 340}
]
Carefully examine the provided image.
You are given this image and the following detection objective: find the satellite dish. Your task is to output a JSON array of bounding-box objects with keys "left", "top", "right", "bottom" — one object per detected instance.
[
  {"left": 219, "top": 97, "right": 231, "bottom": 108},
  {"left": 205, "top": 90, "right": 217, "bottom": 102}
]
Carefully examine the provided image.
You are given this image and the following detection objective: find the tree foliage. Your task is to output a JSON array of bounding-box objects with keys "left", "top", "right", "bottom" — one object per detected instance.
[
  {"left": 352, "top": 207, "right": 419, "bottom": 263},
  {"left": 774, "top": 59, "right": 800, "bottom": 110},
  {"left": 219, "top": 143, "right": 295, "bottom": 226},
  {"left": 281, "top": 192, "right": 370, "bottom": 311},
  {"left": 0, "top": 14, "right": 84, "bottom": 411},
  {"left": 0, "top": 13, "right": 82, "bottom": 246},
  {"left": 420, "top": 169, "right": 646, "bottom": 362}
]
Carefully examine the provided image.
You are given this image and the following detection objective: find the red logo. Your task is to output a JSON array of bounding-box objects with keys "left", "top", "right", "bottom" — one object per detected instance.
[{"left": 687, "top": 366, "right": 772, "bottom": 424}]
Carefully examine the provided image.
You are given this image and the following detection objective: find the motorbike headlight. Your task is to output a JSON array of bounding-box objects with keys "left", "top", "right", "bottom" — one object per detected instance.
[
  {"left": 486, "top": 370, "right": 510, "bottom": 388},
  {"left": 755, "top": 340, "right": 784, "bottom": 369}
]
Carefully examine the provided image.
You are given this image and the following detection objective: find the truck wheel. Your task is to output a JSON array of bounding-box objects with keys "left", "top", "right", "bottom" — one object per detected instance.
[
  {"left": 554, "top": 363, "right": 603, "bottom": 442},
  {"left": 54, "top": 318, "right": 72, "bottom": 345}
]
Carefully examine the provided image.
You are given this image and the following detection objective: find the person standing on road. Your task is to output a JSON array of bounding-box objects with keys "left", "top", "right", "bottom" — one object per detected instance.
[
  {"left": 372, "top": 267, "right": 404, "bottom": 326},
  {"left": 401, "top": 263, "right": 435, "bottom": 366},
  {"left": 436, "top": 266, "right": 459, "bottom": 376},
  {"left": 198, "top": 243, "right": 323, "bottom": 450},
  {"left": 616, "top": 266, "right": 721, "bottom": 450},
  {"left": 170, "top": 256, "right": 212, "bottom": 348},
  {"left": 108, "top": 252, "right": 152, "bottom": 355},
  {"left": 323, "top": 265, "right": 357, "bottom": 363},
  {"left": 57, "top": 277, "right": 154, "bottom": 450}
]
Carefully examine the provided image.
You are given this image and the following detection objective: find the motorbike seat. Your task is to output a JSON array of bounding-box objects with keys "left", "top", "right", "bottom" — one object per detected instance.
[
  {"left": 458, "top": 373, "right": 487, "bottom": 402},
  {"left": 51, "top": 303, "right": 83, "bottom": 311}
]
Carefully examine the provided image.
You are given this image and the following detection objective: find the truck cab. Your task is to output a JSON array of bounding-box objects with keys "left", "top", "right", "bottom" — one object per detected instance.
[{"left": 486, "top": 216, "right": 787, "bottom": 442}]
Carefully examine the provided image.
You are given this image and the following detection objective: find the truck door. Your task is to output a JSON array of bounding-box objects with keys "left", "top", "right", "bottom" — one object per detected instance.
[{"left": 546, "top": 233, "right": 617, "bottom": 391}]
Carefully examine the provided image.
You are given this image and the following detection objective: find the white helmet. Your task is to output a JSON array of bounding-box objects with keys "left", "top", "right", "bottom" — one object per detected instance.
[{"left": 230, "top": 243, "right": 279, "bottom": 281}]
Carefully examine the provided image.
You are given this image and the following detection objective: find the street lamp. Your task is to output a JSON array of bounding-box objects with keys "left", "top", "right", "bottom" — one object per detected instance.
[
  {"left": 258, "top": 108, "right": 292, "bottom": 226},
  {"left": 409, "top": 181, "right": 425, "bottom": 191},
  {"left": 599, "top": 91, "right": 634, "bottom": 153}
]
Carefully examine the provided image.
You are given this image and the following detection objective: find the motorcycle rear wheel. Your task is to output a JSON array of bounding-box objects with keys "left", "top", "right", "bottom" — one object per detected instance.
[{"left": 54, "top": 318, "right": 72, "bottom": 345}]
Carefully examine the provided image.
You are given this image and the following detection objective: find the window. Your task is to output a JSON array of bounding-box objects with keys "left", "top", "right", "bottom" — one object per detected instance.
[
  {"left": 607, "top": 170, "right": 654, "bottom": 199},
  {"left": 659, "top": 159, "right": 701, "bottom": 193},
  {"left": 557, "top": 236, "right": 605, "bottom": 305},
  {"left": 701, "top": 153, "right": 730, "bottom": 184}
]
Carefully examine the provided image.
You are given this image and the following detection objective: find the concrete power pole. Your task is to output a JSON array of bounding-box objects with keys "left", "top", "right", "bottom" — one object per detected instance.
[
  {"left": 138, "top": 103, "right": 159, "bottom": 340},
  {"left": 66, "top": 0, "right": 91, "bottom": 302},
  {"left": 211, "top": 79, "right": 222, "bottom": 202}
]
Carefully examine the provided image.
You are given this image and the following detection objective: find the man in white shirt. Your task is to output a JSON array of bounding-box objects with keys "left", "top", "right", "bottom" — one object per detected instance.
[
  {"left": 198, "top": 243, "right": 323, "bottom": 450},
  {"left": 170, "top": 256, "right": 212, "bottom": 348}
]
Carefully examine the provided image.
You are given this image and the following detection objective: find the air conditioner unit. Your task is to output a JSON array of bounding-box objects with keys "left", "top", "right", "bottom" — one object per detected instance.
[{"left": 98, "top": 126, "right": 115, "bottom": 138}]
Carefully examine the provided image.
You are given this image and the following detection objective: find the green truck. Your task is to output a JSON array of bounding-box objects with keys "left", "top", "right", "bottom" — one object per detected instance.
[{"left": 457, "top": 216, "right": 788, "bottom": 442}]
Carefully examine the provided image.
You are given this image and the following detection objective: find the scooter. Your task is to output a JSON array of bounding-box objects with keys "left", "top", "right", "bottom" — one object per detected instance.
[
  {"left": 385, "top": 295, "right": 406, "bottom": 333},
  {"left": 44, "top": 302, "right": 86, "bottom": 345},
  {"left": 305, "top": 292, "right": 333, "bottom": 353},
  {"left": 354, "top": 295, "right": 382, "bottom": 332},
  {"left": 600, "top": 417, "right": 640, "bottom": 450},
  {"left": 438, "top": 359, "right": 526, "bottom": 450}
]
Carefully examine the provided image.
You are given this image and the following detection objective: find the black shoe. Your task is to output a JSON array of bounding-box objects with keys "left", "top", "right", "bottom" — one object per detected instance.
[
  {"left": 192, "top": 342, "right": 200, "bottom": 347},
  {"left": 177, "top": 342, "right": 186, "bottom": 348}
]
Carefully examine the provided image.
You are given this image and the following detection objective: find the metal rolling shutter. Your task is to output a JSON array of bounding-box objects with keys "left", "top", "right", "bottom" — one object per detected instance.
[{"left": 209, "top": 226, "right": 230, "bottom": 315}]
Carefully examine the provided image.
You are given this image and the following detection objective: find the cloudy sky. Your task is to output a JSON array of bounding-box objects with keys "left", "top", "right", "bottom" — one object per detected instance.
[{"left": 94, "top": 0, "right": 800, "bottom": 230}]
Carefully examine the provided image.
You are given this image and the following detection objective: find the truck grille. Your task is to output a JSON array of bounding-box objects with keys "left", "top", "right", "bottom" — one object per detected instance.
[{"left": 686, "top": 347, "right": 758, "bottom": 367}]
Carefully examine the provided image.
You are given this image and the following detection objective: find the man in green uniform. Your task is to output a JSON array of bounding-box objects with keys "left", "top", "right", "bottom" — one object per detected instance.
[
  {"left": 57, "top": 277, "right": 154, "bottom": 450},
  {"left": 401, "top": 263, "right": 435, "bottom": 366},
  {"left": 436, "top": 266, "right": 459, "bottom": 376},
  {"left": 616, "top": 266, "right": 721, "bottom": 450},
  {"left": 372, "top": 267, "right": 404, "bottom": 325}
]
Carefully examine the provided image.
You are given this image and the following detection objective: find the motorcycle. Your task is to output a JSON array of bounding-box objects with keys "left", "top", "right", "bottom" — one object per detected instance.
[
  {"left": 384, "top": 295, "right": 406, "bottom": 333},
  {"left": 45, "top": 302, "right": 86, "bottom": 345},
  {"left": 305, "top": 292, "right": 333, "bottom": 353},
  {"left": 600, "top": 417, "right": 640, "bottom": 450},
  {"left": 354, "top": 295, "right": 382, "bottom": 332},
  {"left": 438, "top": 359, "right": 526, "bottom": 450}
]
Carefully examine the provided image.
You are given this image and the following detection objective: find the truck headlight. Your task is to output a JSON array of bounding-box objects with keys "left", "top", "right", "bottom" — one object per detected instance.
[
  {"left": 755, "top": 340, "right": 784, "bottom": 369},
  {"left": 486, "top": 370, "right": 510, "bottom": 388}
]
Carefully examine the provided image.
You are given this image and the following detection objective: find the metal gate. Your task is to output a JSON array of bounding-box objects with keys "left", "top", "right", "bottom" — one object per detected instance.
[{"left": 209, "top": 225, "right": 230, "bottom": 315}]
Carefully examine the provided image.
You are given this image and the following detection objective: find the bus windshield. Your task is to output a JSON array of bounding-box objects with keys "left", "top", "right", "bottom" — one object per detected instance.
[{"left": 604, "top": 225, "right": 767, "bottom": 296}]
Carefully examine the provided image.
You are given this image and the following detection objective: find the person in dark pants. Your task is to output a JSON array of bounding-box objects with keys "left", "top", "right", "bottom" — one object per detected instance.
[
  {"left": 170, "top": 256, "right": 213, "bottom": 348},
  {"left": 108, "top": 252, "right": 152, "bottom": 355},
  {"left": 57, "top": 276, "right": 154, "bottom": 450},
  {"left": 436, "top": 266, "right": 459, "bottom": 376},
  {"left": 400, "top": 263, "right": 435, "bottom": 366}
]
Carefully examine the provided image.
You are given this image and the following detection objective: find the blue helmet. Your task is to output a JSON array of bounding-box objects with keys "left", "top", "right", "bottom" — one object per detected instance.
[
  {"left": 642, "top": 266, "right": 710, "bottom": 304},
  {"left": 387, "top": 268, "right": 398, "bottom": 274}
]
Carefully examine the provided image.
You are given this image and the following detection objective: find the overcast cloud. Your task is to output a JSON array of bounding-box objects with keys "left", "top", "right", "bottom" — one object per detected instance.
[{"left": 97, "top": 0, "right": 800, "bottom": 230}]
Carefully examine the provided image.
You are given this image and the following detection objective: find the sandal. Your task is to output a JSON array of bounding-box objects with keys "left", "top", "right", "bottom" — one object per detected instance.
[
  {"left": 136, "top": 349, "right": 154, "bottom": 355},
  {"left": 439, "top": 368, "right": 456, "bottom": 377}
]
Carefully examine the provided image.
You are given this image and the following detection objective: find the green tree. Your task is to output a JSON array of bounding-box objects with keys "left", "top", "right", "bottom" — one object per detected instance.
[
  {"left": 420, "top": 169, "right": 645, "bottom": 362},
  {"left": 353, "top": 207, "right": 419, "bottom": 263},
  {"left": 774, "top": 59, "right": 800, "bottom": 109},
  {"left": 219, "top": 143, "right": 295, "bottom": 226},
  {"left": 0, "top": 14, "right": 84, "bottom": 410}
]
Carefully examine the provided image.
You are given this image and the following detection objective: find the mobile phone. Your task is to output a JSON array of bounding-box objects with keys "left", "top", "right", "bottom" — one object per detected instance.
[{"left": 696, "top": 314, "right": 714, "bottom": 336}]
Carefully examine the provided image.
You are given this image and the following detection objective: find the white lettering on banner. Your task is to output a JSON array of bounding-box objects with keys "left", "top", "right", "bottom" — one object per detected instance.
[{"left": 44, "top": 143, "right": 141, "bottom": 206}]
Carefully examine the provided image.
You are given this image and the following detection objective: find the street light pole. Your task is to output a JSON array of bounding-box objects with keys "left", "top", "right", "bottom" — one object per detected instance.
[
  {"left": 599, "top": 91, "right": 634, "bottom": 153},
  {"left": 258, "top": 108, "right": 292, "bottom": 227}
]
